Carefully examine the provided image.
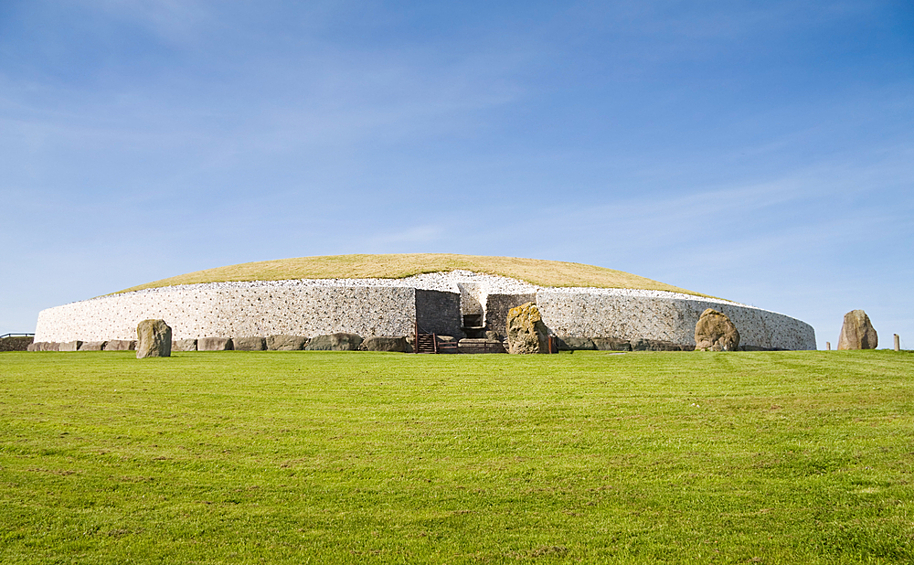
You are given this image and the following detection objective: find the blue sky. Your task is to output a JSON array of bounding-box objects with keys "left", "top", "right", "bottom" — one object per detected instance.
[{"left": 2, "top": 0, "right": 912, "bottom": 349}]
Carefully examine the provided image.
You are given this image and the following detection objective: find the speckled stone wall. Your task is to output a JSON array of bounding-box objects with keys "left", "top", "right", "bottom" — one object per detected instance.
[
  {"left": 35, "top": 285, "right": 418, "bottom": 342},
  {"left": 33, "top": 279, "right": 816, "bottom": 350},
  {"left": 535, "top": 290, "right": 816, "bottom": 350}
]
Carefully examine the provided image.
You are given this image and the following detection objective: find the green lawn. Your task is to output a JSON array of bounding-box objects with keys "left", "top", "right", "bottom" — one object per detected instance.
[{"left": 1, "top": 350, "right": 912, "bottom": 564}]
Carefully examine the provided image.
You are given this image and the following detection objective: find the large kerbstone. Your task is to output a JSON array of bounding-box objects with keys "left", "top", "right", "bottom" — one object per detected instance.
[
  {"left": 172, "top": 339, "right": 197, "bottom": 352},
  {"left": 105, "top": 340, "right": 136, "bottom": 351},
  {"left": 506, "top": 302, "right": 549, "bottom": 354},
  {"left": 79, "top": 341, "right": 107, "bottom": 351},
  {"left": 198, "top": 337, "right": 233, "bottom": 351},
  {"left": 266, "top": 335, "right": 308, "bottom": 351},
  {"left": 556, "top": 336, "right": 596, "bottom": 351},
  {"left": 27, "top": 341, "right": 59, "bottom": 352},
  {"left": 306, "top": 333, "right": 363, "bottom": 351},
  {"left": 233, "top": 337, "right": 266, "bottom": 351},
  {"left": 360, "top": 336, "right": 409, "bottom": 352},
  {"left": 837, "top": 309, "right": 878, "bottom": 350},
  {"left": 592, "top": 337, "right": 632, "bottom": 351},
  {"left": 59, "top": 340, "right": 83, "bottom": 352},
  {"left": 694, "top": 308, "right": 740, "bottom": 352},
  {"left": 631, "top": 338, "right": 692, "bottom": 351},
  {"left": 136, "top": 319, "right": 172, "bottom": 359}
]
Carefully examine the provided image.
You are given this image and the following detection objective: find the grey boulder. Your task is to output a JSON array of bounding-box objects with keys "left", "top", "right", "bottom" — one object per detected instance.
[
  {"left": 837, "top": 309, "right": 878, "bottom": 350},
  {"left": 506, "top": 302, "right": 549, "bottom": 354},
  {"left": 694, "top": 308, "right": 740, "bottom": 351},
  {"left": 136, "top": 319, "right": 172, "bottom": 359}
]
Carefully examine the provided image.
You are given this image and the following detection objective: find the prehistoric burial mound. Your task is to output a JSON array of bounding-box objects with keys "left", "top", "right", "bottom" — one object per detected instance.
[{"left": 33, "top": 254, "right": 816, "bottom": 350}]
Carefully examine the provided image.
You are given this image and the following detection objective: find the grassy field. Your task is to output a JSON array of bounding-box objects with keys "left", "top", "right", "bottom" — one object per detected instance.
[
  {"left": 1, "top": 350, "right": 912, "bottom": 564},
  {"left": 116, "top": 253, "right": 706, "bottom": 296}
]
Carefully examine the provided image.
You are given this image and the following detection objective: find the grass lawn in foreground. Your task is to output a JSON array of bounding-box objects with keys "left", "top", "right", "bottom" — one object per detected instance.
[{"left": 1, "top": 350, "right": 912, "bottom": 563}]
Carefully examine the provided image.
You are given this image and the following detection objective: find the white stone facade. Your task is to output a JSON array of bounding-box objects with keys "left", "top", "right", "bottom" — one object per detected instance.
[
  {"left": 33, "top": 272, "right": 816, "bottom": 350},
  {"left": 35, "top": 284, "right": 417, "bottom": 342}
]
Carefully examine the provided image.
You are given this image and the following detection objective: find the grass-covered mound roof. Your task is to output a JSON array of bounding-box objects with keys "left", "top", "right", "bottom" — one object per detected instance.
[{"left": 118, "top": 253, "right": 706, "bottom": 296}]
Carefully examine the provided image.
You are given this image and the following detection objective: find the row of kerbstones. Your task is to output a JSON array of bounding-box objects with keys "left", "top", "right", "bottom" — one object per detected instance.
[{"left": 30, "top": 334, "right": 412, "bottom": 354}]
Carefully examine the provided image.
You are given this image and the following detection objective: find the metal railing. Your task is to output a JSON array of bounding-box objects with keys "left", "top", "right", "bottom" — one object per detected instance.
[{"left": 0, "top": 333, "right": 35, "bottom": 339}]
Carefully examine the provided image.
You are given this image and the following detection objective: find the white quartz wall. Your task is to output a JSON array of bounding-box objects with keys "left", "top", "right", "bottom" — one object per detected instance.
[
  {"left": 536, "top": 289, "right": 816, "bottom": 350},
  {"left": 34, "top": 275, "right": 816, "bottom": 350},
  {"left": 35, "top": 285, "right": 417, "bottom": 342}
]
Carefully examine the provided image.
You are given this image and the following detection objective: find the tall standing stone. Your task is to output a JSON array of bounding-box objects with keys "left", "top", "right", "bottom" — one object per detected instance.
[
  {"left": 837, "top": 310, "right": 877, "bottom": 350},
  {"left": 694, "top": 308, "right": 740, "bottom": 351},
  {"left": 136, "top": 319, "right": 172, "bottom": 359},
  {"left": 506, "top": 302, "right": 549, "bottom": 354}
]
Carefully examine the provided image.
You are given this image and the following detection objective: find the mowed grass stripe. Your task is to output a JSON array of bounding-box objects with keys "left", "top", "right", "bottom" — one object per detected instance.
[{"left": 1, "top": 350, "right": 912, "bottom": 563}]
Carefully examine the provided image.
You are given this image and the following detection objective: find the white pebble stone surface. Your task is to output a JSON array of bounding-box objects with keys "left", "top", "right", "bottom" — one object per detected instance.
[{"left": 33, "top": 271, "right": 816, "bottom": 349}]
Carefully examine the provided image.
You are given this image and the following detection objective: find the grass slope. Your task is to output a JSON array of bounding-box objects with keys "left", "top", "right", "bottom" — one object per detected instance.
[
  {"left": 116, "top": 253, "right": 706, "bottom": 296},
  {"left": 1, "top": 350, "right": 912, "bottom": 563}
]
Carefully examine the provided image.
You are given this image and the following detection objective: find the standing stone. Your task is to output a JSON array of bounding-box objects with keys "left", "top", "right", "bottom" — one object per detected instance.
[
  {"left": 136, "top": 319, "right": 172, "bottom": 359},
  {"left": 694, "top": 308, "right": 740, "bottom": 352},
  {"left": 506, "top": 302, "right": 549, "bottom": 354},
  {"left": 837, "top": 310, "right": 878, "bottom": 350}
]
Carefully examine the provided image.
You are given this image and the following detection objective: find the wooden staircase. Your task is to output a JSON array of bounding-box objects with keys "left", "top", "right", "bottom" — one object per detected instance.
[{"left": 415, "top": 332, "right": 437, "bottom": 354}]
